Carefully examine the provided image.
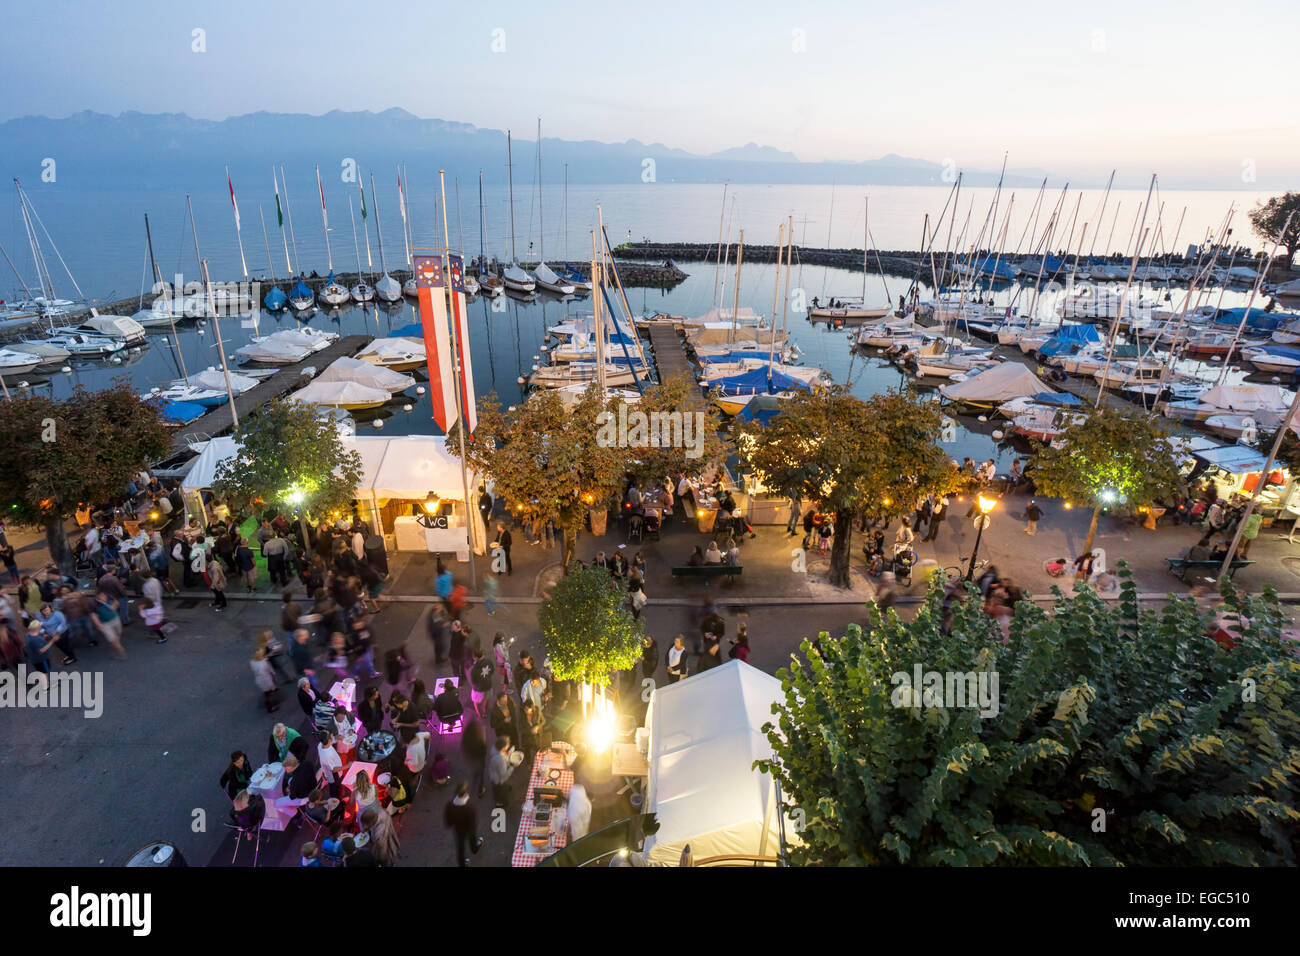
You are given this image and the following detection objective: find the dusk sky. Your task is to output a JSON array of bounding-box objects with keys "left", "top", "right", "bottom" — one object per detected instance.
[{"left": 3, "top": 0, "right": 1297, "bottom": 186}]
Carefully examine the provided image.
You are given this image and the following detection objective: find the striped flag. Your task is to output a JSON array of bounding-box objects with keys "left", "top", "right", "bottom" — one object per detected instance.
[
  {"left": 227, "top": 170, "right": 241, "bottom": 230},
  {"left": 359, "top": 177, "right": 367, "bottom": 220},
  {"left": 447, "top": 253, "right": 478, "bottom": 436},
  {"left": 413, "top": 254, "right": 458, "bottom": 433},
  {"left": 274, "top": 170, "right": 284, "bottom": 227}
]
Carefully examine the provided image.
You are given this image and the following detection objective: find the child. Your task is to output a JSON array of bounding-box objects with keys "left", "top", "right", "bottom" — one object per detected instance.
[
  {"left": 140, "top": 598, "right": 168, "bottom": 645},
  {"left": 299, "top": 841, "right": 322, "bottom": 867}
]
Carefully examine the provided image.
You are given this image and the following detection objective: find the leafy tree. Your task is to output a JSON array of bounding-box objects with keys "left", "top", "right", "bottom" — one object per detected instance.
[
  {"left": 1029, "top": 405, "right": 1182, "bottom": 555},
  {"left": 538, "top": 564, "right": 644, "bottom": 687},
  {"left": 451, "top": 385, "right": 626, "bottom": 570},
  {"left": 212, "top": 399, "right": 363, "bottom": 541},
  {"left": 622, "top": 373, "right": 732, "bottom": 488},
  {"left": 758, "top": 568, "right": 1300, "bottom": 866},
  {"left": 737, "top": 386, "right": 953, "bottom": 588},
  {"left": 1248, "top": 192, "right": 1300, "bottom": 266},
  {"left": 0, "top": 385, "right": 169, "bottom": 573}
]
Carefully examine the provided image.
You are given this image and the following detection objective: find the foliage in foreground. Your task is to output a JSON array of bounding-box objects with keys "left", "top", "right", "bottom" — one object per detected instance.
[
  {"left": 538, "top": 565, "right": 644, "bottom": 687},
  {"left": 757, "top": 566, "right": 1300, "bottom": 866}
]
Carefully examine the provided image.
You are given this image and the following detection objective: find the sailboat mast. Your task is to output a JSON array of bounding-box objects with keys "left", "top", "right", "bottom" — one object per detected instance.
[
  {"left": 1095, "top": 174, "right": 1156, "bottom": 405},
  {"left": 537, "top": 118, "right": 544, "bottom": 264},
  {"left": 146, "top": 212, "right": 187, "bottom": 385},
  {"left": 478, "top": 171, "right": 487, "bottom": 272},
  {"left": 316, "top": 165, "right": 333, "bottom": 271},
  {"left": 14, "top": 180, "right": 57, "bottom": 302},
  {"left": 1218, "top": 211, "right": 1294, "bottom": 384},
  {"left": 359, "top": 177, "right": 373, "bottom": 274},
  {"left": 711, "top": 183, "right": 728, "bottom": 311},
  {"left": 768, "top": 223, "right": 785, "bottom": 379},
  {"left": 455, "top": 178, "right": 466, "bottom": 258},
  {"left": 349, "top": 197, "right": 363, "bottom": 278},
  {"left": 280, "top": 166, "right": 300, "bottom": 274},
  {"left": 782, "top": 214, "right": 793, "bottom": 333},
  {"left": 507, "top": 130, "right": 518, "bottom": 263},
  {"left": 729, "top": 229, "right": 744, "bottom": 344},
  {"left": 371, "top": 175, "right": 388, "bottom": 274},
  {"left": 563, "top": 164, "right": 569, "bottom": 263},
  {"left": 398, "top": 166, "right": 411, "bottom": 268},
  {"left": 199, "top": 259, "right": 239, "bottom": 429},
  {"left": 274, "top": 168, "right": 293, "bottom": 275},
  {"left": 861, "top": 197, "right": 868, "bottom": 301}
]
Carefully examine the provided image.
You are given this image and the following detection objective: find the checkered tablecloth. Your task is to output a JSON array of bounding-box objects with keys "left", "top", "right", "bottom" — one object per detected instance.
[{"left": 510, "top": 744, "right": 576, "bottom": 867}]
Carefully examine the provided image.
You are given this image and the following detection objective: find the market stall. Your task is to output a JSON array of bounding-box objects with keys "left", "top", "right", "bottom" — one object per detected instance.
[{"left": 641, "top": 660, "right": 795, "bottom": 865}]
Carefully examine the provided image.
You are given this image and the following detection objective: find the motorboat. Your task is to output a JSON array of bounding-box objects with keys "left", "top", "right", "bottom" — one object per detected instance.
[
  {"left": 131, "top": 302, "right": 181, "bottom": 328},
  {"left": 534, "top": 262, "right": 575, "bottom": 295},
  {"left": 808, "top": 299, "right": 892, "bottom": 323},
  {"left": 75, "top": 314, "right": 147, "bottom": 344},
  {"left": 1242, "top": 344, "right": 1300, "bottom": 374},
  {"left": 356, "top": 338, "right": 426, "bottom": 372},
  {"left": 477, "top": 273, "right": 504, "bottom": 298},
  {"left": 40, "top": 331, "right": 126, "bottom": 356},
  {"left": 318, "top": 356, "right": 415, "bottom": 394},
  {"left": 529, "top": 362, "right": 642, "bottom": 388},
  {"left": 288, "top": 379, "right": 391, "bottom": 410},
  {"left": 463, "top": 273, "right": 480, "bottom": 297},
  {"left": 1092, "top": 360, "right": 1166, "bottom": 390},
  {"left": 235, "top": 337, "right": 311, "bottom": 365},
  {"left": 0, "top": 348, "right": 40, "bottom": 376},
  {"left": 143, "top": 384, "right": 228, "bottom": 408},
  {"left": 503, "top": 263, "right": 536, "bottom": 293},
  {"left": 266, "top": 327, "right": 338, "bottom": 354},
  {"left": 856, "top": 317, "right": 917, "bottom": 348},
  {"left": 1162, "top": 383, "right": 1291, "bottom": 426},
  {"left": 552, "top": 382, "right": 639, "bottom": 406},
  {"left": 1203, "top": 415, "right": 1262, "bottom": 442},
  {"left": 9, "top": 340, "right": 70, "bottom": 365},
  {"left": 1011, "top": 405, "right": 1088, "bottom": 442},
  {"left": 938, "top": 363, "right": 1054, "bottom": 410},
  {"left": 701, "top": 361, "right": 827, "bottom": 386}
]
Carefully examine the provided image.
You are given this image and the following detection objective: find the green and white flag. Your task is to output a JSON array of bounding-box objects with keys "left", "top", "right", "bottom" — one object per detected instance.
[
  {"left": 359, "top": 176, "right": 367, "bottom": 220},
  {"left": 274, "top": 171, "right": 284, "bottom": 227}
]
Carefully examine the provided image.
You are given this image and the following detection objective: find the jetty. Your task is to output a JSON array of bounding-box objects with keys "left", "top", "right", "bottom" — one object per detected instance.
[{"left": 168, "top": 333, "right": 371, "bottom": 452}]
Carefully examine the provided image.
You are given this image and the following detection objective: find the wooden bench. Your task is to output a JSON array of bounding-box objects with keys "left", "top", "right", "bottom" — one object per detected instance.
[
  {"left": 1165, "top": 557, "right": 1253, "bottom": 584},
  {"left": 672, "top": 564, "right": 742, "bottom": 584}
]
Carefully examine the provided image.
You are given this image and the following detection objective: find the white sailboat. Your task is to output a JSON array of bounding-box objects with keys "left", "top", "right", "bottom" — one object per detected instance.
[
  {"left": 369, "top": 175, "right": 402, "bottom": 303},
  {"left": 348, "top": 197, "right": 374, "bottom": 303},
  {"left": 533, "top": 119, "right": 575, "bottom": 295},
  {"left": 477, "top": 171, "right": 504, "bottom": 298},
  {"left": 503, "top": 130, "right": 536, "bottom": 294},
  {"left": 316, "top": 166, "right": 350, "bottom": 307},
  {"left": 398, "top": 166, "right": 418, "bottom": 299},
  {"left": 356, "top": 337, "right": 426, "bottom": 372},
  {"left": 10, "top": 178, "right": 88, "bottom": 319}
]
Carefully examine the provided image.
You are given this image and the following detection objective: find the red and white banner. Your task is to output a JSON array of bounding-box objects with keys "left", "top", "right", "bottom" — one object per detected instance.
[
  {"left": 447, "top": 253, "right": 478, "bottom": 436},
  {"left": 413, "top": 254, "right": 459, "bottom": 433}
]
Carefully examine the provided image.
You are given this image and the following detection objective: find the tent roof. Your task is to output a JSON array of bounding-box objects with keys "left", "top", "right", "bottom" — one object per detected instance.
[
  {"left": 643, "top": 661, "right": 790, "bottom": 865},
  {"left": 939, "top": 362, "right": 1049, "bottom": 402},
  {"left": 1191, "top": 443, "right": 1271, "bottom": 474}
]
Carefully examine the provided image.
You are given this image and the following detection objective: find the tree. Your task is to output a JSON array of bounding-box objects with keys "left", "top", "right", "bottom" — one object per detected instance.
[
  {"left": 757, "top": 568, "right": 1300, "bottom": 866},
  {"left": 1248, "top": 192, "right": 1300, "bottom": 266},
  {"left": 212, "top": 399, "right": 363, "bottom": 541},
  {"left": 0, "top": 385, "right": 169, "bottom": 573},
  {"left": 737, "top": 386, "right": 954, "bottom": 588},
  {"left": 622, "top": 373, "right": 732, "bottom": 488},
  {"left": 538, "top": 565, "right": 644, "bottom": 687},
  {"left": 1029, "top": 405, "right": 1182, "bottom": 556},
  {"left": 451, "top": 385, "right": 626, "bottom": 570}
]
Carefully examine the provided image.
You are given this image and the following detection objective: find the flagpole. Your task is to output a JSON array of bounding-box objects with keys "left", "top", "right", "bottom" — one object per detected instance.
[
  {"left": 280, "top": 166, "right": 300, "bottom": 274},
  {"left": 359, "top": 176, "right": 373, "bottom": 274},
  {"left": 226, "top": 166, "right": 248, "bottom": 279},
  {"left": 440, "top": 169, "right": 477, "bottom": 589}
]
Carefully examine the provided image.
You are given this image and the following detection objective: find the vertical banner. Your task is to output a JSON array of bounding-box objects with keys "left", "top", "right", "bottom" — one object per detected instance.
[
  {"left": 446, "top": 253, "right": 478, "bottom": 436},
  {"left": 413, "top": 254, "right": 458, "bottom": 433}
]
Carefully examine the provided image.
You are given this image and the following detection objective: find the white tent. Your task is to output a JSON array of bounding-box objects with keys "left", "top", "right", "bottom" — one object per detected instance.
[
  {"left": 939, "top": 362, "right": 1050, "bottom": 403},
  {"left": 642, "top": 660, "right": 793, "bottom": 866}
]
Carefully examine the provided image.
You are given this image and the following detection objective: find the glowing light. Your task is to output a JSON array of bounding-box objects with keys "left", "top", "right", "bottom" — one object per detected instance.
[
  {"left": 977, "top": 494, "right": 996, "bottom": 515},
  {"left": 1064, "top": 502, "right": 1072, "bottom": 509},
  {"left": 1100, "top": 489, "right": 1118, "bottom": 504},
  {"left": 585, "top": 712, "right": 615, "bottom": 753},
  {"left": 881, "top": 497, "right": 891, "bottom": 507}
]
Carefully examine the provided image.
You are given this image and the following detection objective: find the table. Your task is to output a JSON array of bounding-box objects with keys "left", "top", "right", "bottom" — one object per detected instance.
[
  {"left": 329, "top": 679, "right": 357, "bottom": 711},
  {"left": 357, "top": 731, "right": 398, "bottom": 764},
  {"left": 341, "top": 760, "right": 378, "bottom": 789},
  {"left": 511, "top": 743, "right": 577, "bottom": 867},
  {"left": 612, "top": 742, "right": 649, "bottom": 798},
  {"left": 247, "top": 762, "right": 289, "bottom": 832}
]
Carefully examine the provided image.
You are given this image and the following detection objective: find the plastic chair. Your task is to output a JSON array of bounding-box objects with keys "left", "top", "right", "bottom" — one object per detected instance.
[{"left": 436, "top": 712, "right": 465, "bottom": 735}]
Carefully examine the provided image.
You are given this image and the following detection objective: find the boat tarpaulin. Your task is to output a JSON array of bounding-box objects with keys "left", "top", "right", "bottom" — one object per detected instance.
[
  {"left": 709, "top": 365, "right": 810, "bottom": 396},
  {"left": 939, "top": 363, "right": 1050, "bottom": 403}
]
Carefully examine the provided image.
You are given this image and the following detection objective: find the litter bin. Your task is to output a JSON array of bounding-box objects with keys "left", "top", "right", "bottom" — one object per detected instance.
[{"left": 364, "top": 534, "right": 388, "bottom": 576}]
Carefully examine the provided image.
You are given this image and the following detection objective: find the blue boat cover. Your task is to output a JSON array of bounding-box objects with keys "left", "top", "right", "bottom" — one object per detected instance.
[
  {"left": 289, "top": 279, "right": 312, "bottom": 300},
  {"left": 1054, "top": 323, "right": 1101, "bottom": 343},
  {"left": 710, "top": 366, "right": 811, "bottom": 396},
  {"left": 698, "top": 350, "right": 782, "bottom": 365},
  {"left": 1037, "top": 339, "right": 1085, "bottom": 358},
  {"left": 389, "top": 322, "right": 423, "bottom": 337},
  {"left": 976, "top": 256, "right": 1017, "bottom": 280},
  {"left": 1248, "top": 344, "right": 1300, "bottom": 359},
  {"left": 1041, "top": 254, "right": 1063, "bottom": 273},
  {"left": 1210, "top": 307, "right": 1285, "bottom": 332},
  {"left": 264, "top": 285, "right": 288, "bottom": 310},
  {"left": 1031, "top": 391, "right": 1083, "bottom": 406},
  {"left": 160, "top": 400, "right": 207, "bottom": 424}
]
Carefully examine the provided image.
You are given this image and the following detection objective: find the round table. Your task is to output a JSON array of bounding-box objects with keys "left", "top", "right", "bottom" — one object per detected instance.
[{"left": 357, "top": 730, "right": 397, "bottom": 767}]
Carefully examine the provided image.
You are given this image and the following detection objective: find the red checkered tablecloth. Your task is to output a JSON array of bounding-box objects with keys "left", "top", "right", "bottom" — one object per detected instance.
[{"left": 511, "top": 743, "right": 576, "bottom": 867}]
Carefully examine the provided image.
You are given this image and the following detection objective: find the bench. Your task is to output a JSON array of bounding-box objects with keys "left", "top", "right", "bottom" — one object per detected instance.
[
  {"left": 1165, "top": 557, "right": 1253, "bottom": 584},
  {"left": 672, "top": 565, "right": 742, "bottom": 584}
]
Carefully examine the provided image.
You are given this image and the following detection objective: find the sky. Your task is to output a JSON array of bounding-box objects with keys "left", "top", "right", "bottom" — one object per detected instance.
[{"left": 3, "top": 0, "right": 1297, "bottom": 187}]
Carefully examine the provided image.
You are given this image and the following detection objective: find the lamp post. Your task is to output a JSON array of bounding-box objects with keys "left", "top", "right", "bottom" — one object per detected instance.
[{"left": 965, "top": 494, "right": 996, "bottom": 582}]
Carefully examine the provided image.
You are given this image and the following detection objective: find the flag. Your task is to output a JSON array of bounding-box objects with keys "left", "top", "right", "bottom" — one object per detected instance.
[
  {"left": 274, "top": 170, "right": 284, "bottom": 227},
  {"left": 316, "top": 166, "right": 328, "bottom": 229},
  {"left": 359, "top": 177, "right": 367, "bottom": 220},
  {"left": 227, "top": 169, "right": 241, "bottom": 231},
  {"left": 398, "top": 172, "right": 407, "bottom": 224},
  {"left": 414, "top": 254, "right": 458, "bottom": 433},
  {"left": 447, "top": 253, "right": 478, "bottom": 436}
]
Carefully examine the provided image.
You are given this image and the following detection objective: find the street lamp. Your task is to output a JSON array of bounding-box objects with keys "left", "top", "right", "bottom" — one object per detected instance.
[{"left": 965, "top": 494, "right": 996, "bottom": 582}]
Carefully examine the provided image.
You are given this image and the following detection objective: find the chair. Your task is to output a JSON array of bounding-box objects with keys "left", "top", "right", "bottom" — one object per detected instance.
[
  {"left": 435, "top": 711, "right": 465, "bottom": 735},
  {"left": 222, "top": 811, "right": 266, "bottom": 866},
  {"left": 627, "top": 516, "right": 643, "bottom": 544}
]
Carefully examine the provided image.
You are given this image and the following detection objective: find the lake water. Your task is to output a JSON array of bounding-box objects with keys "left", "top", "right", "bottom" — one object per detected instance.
[{"left": 2, "top": 181, "right": 1275, "bottom": 469}]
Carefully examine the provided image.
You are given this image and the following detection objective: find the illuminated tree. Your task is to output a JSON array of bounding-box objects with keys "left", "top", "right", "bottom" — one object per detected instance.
[
  {"left": 538, "top": 565, "right": 644, "bottom": 687},
  {"left": 212, "top": 399, "right": 363, "bottom": 541},
  {"left": 451, "top": 385, "right": 626, "bottom": 570},
  {"left": 738, "top": 386, "right": 953, "bottom": 588},
  {"left": 0, "top": 385, "right": 169, "bottom": 573},
  {"left": 759, "top": 569, "right": 1300, "bottom": 865},
  {"left": 1029, "top": 406, "right": 1182, "bottom": 555}
]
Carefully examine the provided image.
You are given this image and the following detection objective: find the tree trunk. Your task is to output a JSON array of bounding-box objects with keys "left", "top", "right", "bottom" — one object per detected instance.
[
  {"left": 562, "top": 528, "right": 578, "bottom": 573},
  {"left": 1082, "top": 505, "right": 1101, "bottom": 556},
  {"left": 828, "top": 510, "right": 854, "bottom": 589},
  {"left": 45, "top": 517, "right": 76, "bottom": 577}
]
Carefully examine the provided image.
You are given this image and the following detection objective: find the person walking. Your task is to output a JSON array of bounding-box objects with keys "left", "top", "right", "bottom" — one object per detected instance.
[
  {"left": 640, "top": 634, "right": 659, "bottom": 685},
  {"left": 628, "top": 578, "right": 648, "bottom": 620},
  {"left": 785, "top": 494, "right": 802, "bottom": 536},
  {"left": 1024, "top": 499, "right": 1043, "bottom": 536},
  {"left": 251, "top": 647, "right": 279, "bottom": 712},
  {"left": 494, "top": 523, "right": 513, "bottom": 576},
  {"left": 488, "top": 735, "right": 518, "bottom": 809},
  {"left": 1237, "top": 511, "right": 1263, "bottom": 557},
  {"left": 469, "top": 645, "right": 495, "bottom": 718},
  {"left": 444, "top": 782, "right": 482, "bottom": 866},
  {"left": 462, "top": 719, "right": 489, "bottom": 798},
  {"left": 235, "top": 538, "right": 257, "bottom": 591},
  {"left": 92, "top": 591, "right": 126, "bottom": 659},
  {"left": 666, "top": 635, "right": 688, "bottom": 683},
  {"left": 207, "top": 559, "right": 228, "bottom": 610}
]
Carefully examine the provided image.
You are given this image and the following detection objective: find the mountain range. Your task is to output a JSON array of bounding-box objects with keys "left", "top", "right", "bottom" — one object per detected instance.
[{"left": 0, "top": 108, "right": 1046, "bottom": 188}]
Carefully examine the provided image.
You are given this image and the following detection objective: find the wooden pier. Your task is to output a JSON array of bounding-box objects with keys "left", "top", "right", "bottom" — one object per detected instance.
[
  {"left": 646, "top": 326, "right": 708, "bottom": 413},
  {"left": 169, "top": 334, "right": 371, "bottom": 452}
]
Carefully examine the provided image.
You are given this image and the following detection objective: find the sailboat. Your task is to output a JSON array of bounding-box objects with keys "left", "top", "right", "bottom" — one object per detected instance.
[
  {"left": 503, "top": 131, "right": 536, "bottom": 294},
  {"left": 315, "top": 166, "right": 350, "bottom": 307},
  {"left": 556, "top": 164, "right": 592, "bottom": 293},
  {"left": 11, "top": 178, "right": 88, "bottom": 318},
  {"left": 477, "top": 171, "right": 504, "bottom": 298},
  {"left": 808, "top": 197, "right": 892, "bottom": 322},
  {"left": 532, "top": 119, "right": 576, "bottom": 295},
  {"left": 366, "top": 175, "right": 400, "bottom": 303},
  {"left": 289, "top": 276, "right": 315, "bottom": 311},
  {"left": 398, "top": 166, "right": 417, "bottom": 299},
  {"left": 258, "top": 206, "right": 288, "bottom": 312},
  {"left": 132, "top": 215, "right": 182, "bottom": 328},
  {"left": 348, "top": 197, "right": 374, "bottom": 303}
]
